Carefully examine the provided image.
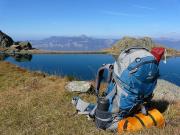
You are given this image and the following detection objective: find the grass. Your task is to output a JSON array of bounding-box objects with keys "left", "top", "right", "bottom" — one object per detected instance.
[{"left": 0, "top": 61, "right": 179, "bottom": 135}]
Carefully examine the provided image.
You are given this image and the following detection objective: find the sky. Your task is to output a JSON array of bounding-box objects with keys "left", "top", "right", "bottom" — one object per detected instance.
[{"left": 0, "top": 0, "right": 180, "bottom": 40}]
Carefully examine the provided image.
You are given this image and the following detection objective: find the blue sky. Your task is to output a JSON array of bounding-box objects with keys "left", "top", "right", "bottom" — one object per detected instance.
[{"left": 0, "top": 0, "right": 180, "bottom": 40}]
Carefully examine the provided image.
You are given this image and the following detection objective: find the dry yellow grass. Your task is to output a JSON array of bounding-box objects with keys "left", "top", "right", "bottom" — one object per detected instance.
[{"left": 0, "top": 62, "right": 179, "bottom": 135}]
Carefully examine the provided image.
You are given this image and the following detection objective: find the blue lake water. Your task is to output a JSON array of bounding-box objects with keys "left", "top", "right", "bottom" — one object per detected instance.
[{"left": 4, "top": 54, "right": 180, "bottom": 86}]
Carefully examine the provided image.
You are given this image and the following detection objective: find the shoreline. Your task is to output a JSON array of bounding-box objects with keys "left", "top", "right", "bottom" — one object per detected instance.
[
  {"left": 28, "top": 49, "right": 109, "bottom": 54},
  {"left": 0, "top": 49, "right": 109, "bottom": 55},
  {"left": 1, "top": 49, "right": 180, "bottom": 57}
]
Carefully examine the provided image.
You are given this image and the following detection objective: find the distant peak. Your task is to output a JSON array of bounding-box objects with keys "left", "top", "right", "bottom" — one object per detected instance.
[
  {"left": 80, "top": 34, "right": 88, "bottom": 38},
  {"left": 49, "top": 36, "right": 60, "bottom": 38}
]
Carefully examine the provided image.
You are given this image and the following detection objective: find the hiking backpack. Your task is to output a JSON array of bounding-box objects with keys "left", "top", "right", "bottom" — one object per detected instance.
[{"left": 72, "top": 47, "right": 165, "bottom": 130}]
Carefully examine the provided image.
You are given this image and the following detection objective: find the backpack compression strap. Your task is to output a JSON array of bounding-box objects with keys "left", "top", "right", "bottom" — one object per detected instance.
[
  {"left": 95, "top": 64, "right": 113, "bottom": 97},
  {"left": 124, "top": 47, "right": 149, "bottom": 53},
  {"left": 71, "top": 64, "right": 114, "bottom": 118}
]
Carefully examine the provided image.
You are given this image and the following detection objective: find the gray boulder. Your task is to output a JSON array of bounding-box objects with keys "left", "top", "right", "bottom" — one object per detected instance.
[
  {"left": 0, "top": 30, "right": 14, "bottom": 48},
  {"left": 65, "top": 81, "right": 92, "bottom": 92},
  {"left": 154, "top": 79, "right": 180, "bottom": 101},
  {"left": 65, "top": 79, "right": 180, "bottom": 101}
]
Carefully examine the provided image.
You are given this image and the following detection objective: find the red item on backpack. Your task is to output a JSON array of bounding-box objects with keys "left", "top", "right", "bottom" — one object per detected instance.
[{"left": 151, "top": 47, "right": 165, "bottom": 63}]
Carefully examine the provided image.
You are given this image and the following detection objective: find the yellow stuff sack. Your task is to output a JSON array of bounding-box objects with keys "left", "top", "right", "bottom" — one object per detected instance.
[{"left": 118, "top": 109, "right": 165, "bottom": 133}]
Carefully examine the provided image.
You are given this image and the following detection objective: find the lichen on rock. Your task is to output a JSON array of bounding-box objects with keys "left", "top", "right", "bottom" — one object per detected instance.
[{"left": 65, "top": 81, "right": 92, "bottom": 92}]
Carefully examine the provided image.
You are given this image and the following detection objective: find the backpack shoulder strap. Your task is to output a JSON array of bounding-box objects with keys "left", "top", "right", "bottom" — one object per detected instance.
[{"left": 95, "top": 64, "right": 113, "bottom": 97}]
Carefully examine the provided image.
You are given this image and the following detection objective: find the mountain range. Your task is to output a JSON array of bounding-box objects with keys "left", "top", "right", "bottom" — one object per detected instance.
[
  {"left": 30, "top": 35, "right": 180, "bottom": 51},
  {"left": 30, "top": 35, "right": 117, "bottom": 51},
  {"left": 154, "top": 38, "right": 180, "bottom": 50}
]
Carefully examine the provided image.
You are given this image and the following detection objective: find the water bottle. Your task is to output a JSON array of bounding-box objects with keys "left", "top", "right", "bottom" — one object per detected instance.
[{"left": 95, "top": 97, "right": 112, "bottom": 130}]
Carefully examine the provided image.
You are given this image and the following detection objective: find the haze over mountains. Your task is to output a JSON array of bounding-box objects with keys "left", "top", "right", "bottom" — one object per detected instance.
[
  {"left": 154, "top": 38, "right": 180, "bottom": 50},
  {"left": 30, "top": 35, "right": 117, "bottom": 51},
  {"left": 30, "top": 35, "right": 180, "bottom": 51}
]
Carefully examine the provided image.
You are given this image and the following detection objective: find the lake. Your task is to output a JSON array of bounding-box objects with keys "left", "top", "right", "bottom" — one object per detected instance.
[{"left": 3, "top": 54, "right": 180, "bottom": 86}]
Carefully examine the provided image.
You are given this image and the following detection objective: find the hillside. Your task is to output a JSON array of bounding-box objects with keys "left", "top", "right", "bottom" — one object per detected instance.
[{"left": 104, "top": 36, "right": 180, "bottom": 56}]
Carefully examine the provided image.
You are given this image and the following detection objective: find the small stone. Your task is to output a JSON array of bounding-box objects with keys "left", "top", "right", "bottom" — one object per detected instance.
[{"left": 65, "top": 81, "right": 92, "bottom": 93}]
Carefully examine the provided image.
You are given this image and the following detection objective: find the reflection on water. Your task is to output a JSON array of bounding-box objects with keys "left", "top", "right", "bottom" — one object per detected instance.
[
  {"left": 0, "top": 53, "right": 8, "bottom": 61},
  {"left": 0, "top": 53, "right": 32, "bottom": 62},
  {"left": 12, "top": 54, "right": 32, "bottom": 62}
]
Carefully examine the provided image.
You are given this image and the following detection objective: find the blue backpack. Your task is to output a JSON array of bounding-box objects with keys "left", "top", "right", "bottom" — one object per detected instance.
[
  {"left": 95, "top": 47, "right": 159, "bottom": 116},
  {"left": 72, "top": 47, "right": 160, "bottom": 130}
]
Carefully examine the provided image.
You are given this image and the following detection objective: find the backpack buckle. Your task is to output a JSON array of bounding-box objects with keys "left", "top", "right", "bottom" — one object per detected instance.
[{"left": 140, "top": 104, "right": 148, "bottom": 115}]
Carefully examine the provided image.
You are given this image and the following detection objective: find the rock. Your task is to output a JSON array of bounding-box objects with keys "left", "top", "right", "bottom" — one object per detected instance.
[
  {"left": 9, "top": 42, "right": 32, "bottom": 51},
  {"left": 65, "top": 81, "right": 92, "bottom": 92},
  {"left": 17, "top": 41, "right": 32, "bottom": 50},
  {"left": 0, "top": 30, "right": 14, "bottom": 48},
  {"left": 10, "top": 45, "right": 21, "bottom": 50},
  {"left": 65, "top": 79, "right": 180, "bottom": 101},
  {"left": 0, "top": 31, "right": 32, "bottom": 50},
  {"left": 154, "top": 79, "right": 180, "bottom": 101}
]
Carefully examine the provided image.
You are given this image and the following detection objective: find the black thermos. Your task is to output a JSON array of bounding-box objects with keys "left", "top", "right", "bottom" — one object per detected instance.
[
  {"left": 97, "top": 97, "right": 110, "bottom": 111},
  {"left": 95, "top": 97, "right": 111, "bottom": 130}
]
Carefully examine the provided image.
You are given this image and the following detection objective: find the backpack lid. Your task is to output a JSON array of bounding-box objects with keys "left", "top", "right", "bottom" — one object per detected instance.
[{"left": 114, "top": 47, "right": 155, "bottom": 76}]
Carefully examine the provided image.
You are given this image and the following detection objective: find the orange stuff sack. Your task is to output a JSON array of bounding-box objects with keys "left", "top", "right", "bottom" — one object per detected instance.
[{"left": 118, "top": 109, "right": 165, "bottom": 133}]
